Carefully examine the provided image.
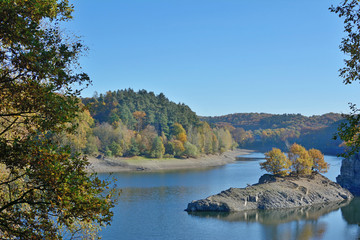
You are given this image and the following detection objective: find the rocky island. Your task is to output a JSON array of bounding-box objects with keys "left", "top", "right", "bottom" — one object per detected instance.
[{"left": 186, "top": 173, "right": 353, "bottom": 212}]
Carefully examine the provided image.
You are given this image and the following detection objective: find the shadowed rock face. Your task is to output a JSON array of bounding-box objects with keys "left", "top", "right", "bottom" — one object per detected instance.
[
  {"left": 337, "top": 154, "right": 360, "bottom": 196},
  {"left": 186, "top": 173, "right": 353, "bottom": 212}
]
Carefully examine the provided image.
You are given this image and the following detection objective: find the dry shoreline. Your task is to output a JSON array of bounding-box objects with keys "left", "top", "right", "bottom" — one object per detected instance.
[{"left": 86, "top": 149, "right": 254, "bottom": 173}]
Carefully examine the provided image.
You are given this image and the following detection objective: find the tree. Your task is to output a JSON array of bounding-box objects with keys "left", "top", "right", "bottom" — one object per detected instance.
[
  {"left": 183, "top": 142, "right": 199, "bottom": 158},
  {"left": 309, "top": 149, "right": 329, "bottom": 173},
  {"left": 0, "top": 1, "right": 116, "bottom": 239},
  {"left": 330, "top": 1, "right": 360, "bottom": 157},
  {"left": 128, "top": 138, "right": 140, "bottom": 157},
  {"left": 172, "top": 140, "right": 185, "bottom": 157},
  {"left": 260, "top": 148, "right": 291, "bottom": 176},
  {"left": 150, "top": 136, "right": 165, "bottom": 158},
  {"left": 55, "top": 104, "right": 94, "bottom": 153},
  {"left": 288, "top": 143, "right": 313, "bottom": 175},
  {"left": 133, "top": 111, "right": 146, "bottom": 132},
  {"left": 171, "top": 123, "right": 187, "bottom": 143}
]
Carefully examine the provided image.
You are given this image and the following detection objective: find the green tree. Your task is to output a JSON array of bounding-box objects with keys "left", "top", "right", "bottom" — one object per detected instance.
[
  {"left": 260, "top": 148, "right": 291, "bottom": 176},
  {"left": 109, "top": 141, "right": 123, "bottom": 157},
  {"left": 150, "top": 136, "right": 165, "bottom": 158},
  {"left": 164, "top": 141, "right": 175, "bottom": 156},
  {"left": 331, "top": 1, "right": 360, "bottom": 157},
  {"left": 183, "top": 142, "right": 199, "bottom": 158},
  {"left": 0, "top": 1, "right": 116, "bottom": 239},
  {"left": 128, "top": 138, "right": 140, "bottom": 157}
]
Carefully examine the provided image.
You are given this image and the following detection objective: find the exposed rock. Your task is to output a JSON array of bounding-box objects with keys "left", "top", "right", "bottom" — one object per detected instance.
[
  {"left": 337, "top": 154, "right": 360, "bottom": 196},
  {"left": 186, "top": 173, "right": 353, "bottom": 212}
]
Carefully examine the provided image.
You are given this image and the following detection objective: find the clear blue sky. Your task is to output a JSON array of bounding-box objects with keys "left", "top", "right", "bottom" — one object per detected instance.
[{"left": 65, "top": 0, "right": 360, "bottom": 117}]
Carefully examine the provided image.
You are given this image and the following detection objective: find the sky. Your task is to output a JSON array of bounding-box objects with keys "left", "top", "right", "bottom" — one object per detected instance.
[{"left": 64, "top": 0, "right": 360, "bottom": 117}]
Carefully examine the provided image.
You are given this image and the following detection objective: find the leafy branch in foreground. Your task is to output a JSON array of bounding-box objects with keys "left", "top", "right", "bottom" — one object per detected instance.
[
  {"left": 0, "top": 0, "right": 117, "bottom": 239},
  {"left": 330, "top": 1, "right": 360, "bottom": 157}
]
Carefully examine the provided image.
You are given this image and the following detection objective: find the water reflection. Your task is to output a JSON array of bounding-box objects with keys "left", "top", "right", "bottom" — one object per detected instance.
[
  {"left": 236, "top": 152, "right": 265, "bottom": 161},
  {"left": 188, "top": 201, "right": 349, "bottom": 224},
  {"left": 341, "top": 197, "right": 360, "bottom": 226},
  {"left": 189, "top": 201, "right": 351, "bottom": 240}
]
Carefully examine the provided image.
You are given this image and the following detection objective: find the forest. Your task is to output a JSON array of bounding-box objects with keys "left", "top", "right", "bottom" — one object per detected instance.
[
  {"left": 62, "top": 90, "right": 345, "bottom": 158},
  {"left": 62, "top": 89, "right": 238, "bottom": 159},
  {"left": 201, "top": 113, "right": 345, "bottom": 155}
]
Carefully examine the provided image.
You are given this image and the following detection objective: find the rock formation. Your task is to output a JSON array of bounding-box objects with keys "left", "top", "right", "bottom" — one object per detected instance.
[
  {"left": 337, "top": 154, "right": 360, "bottom": 196},
  {"left": 186, "top": 173, "right": 353, "bottom": 212}
]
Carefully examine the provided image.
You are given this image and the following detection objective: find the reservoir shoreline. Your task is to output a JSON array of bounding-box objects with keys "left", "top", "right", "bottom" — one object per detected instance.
[{"left": 86, "top": 148, "right": 254, "bottom": 173}]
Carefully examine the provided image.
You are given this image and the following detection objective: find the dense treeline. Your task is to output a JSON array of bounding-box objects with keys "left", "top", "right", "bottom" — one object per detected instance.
[
  {"left": 64, "top": 90, "right": 344, "bottom": 158},
  {"left": 82, "top": 89, "right": 199, "bottom": 135},
  {"left": 201, "top": 113, "right": 345, "bottom": 155},
  {"left": 65, "top": 89, "right": 237, "bottom": 159}
]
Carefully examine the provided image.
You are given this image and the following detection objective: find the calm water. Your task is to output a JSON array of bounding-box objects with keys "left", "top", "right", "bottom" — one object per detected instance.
[{"left": 98, "top": 153, "right": 360, "bottom": 240}]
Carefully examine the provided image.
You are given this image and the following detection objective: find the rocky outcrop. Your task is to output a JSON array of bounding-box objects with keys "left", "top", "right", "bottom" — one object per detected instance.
[
  {"left": 337, "top": 154, "right": 360, "bottom": 196},
  {"left": 186, "top": 173, "right": 353, "bottom": 212}
]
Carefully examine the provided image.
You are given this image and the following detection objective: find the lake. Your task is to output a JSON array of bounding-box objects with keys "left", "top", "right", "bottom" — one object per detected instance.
[{"left": 98, "top": 153, "right": 360, "bottom": 240}]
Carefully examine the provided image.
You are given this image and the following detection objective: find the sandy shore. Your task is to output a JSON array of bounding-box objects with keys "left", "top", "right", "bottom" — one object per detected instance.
[{"left": 86, "top": 149, "right": 254, "bottom": 173}]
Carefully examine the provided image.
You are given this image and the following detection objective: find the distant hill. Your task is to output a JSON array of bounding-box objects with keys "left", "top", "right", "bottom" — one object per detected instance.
[
  {"left": 201, "top": 113, "right": 345, "bottom": 155},
  {"left": 201, "top": 112, "right": 343, "bottom": 130}
]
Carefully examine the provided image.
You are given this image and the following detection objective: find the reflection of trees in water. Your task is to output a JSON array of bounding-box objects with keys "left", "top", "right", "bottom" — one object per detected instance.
[
  {"left": 119, "top": 186, "right": 191, "bottom": 202},
  {"left": 341, "top": 197, "right": 360, "bottom": 226},
  {"left": 189, "top": 200, "right": 350, "bottom": 240},
  {"left": 341, "top": 197, "right": 360, "bottom": 239},
  {"left": 262, "top": 221, "right": 326, "bottom": 240},
  {"left": 189, "top": 201, "right": 347, "bottom": 224}
]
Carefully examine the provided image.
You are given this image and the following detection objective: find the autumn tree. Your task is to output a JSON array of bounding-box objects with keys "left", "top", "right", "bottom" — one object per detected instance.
[
  {"left": 171, "top": 123, "right": 187, "bottom": 143},
  {"left": 330, "top": 1, "right": 360, "bottom": 157},
  {"left": 308, "top": 149, "right": 329, "bottom": 173},
  {"left": 0, "top": 1, "right": 116, "bottom": 239},
  {"left": 260, "top": 148, "right": 291, "bottom": 176},
  {"left": 288, "top": 143, "right": 313, "bottom": 175},
  {"left": 133, "top": 111, "right": 146, "bottom": 132},
  {"left": 55, "top": 103, "right": 94, "bottom": 153},
  {"left": 172, "top": 140, "right": 185, "bottom": 157}
]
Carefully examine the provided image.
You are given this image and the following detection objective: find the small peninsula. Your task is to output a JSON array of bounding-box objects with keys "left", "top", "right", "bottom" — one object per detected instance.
[{"left": 186, "top": 173, "right": 353, "bottom": 212}]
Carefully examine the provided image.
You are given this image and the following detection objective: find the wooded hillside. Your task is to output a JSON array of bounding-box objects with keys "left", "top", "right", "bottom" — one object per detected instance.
[
  {"left": 66, "top": 89, "right": 237, "bottom": 159},
  {"left": 201, "top": 113, "right": 344, "bottom": 155}
]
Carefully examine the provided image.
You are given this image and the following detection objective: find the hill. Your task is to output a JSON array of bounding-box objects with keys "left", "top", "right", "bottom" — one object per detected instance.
[
  {"left": 66, "top": 89, "right": 238, "bottom": 159},
  {"left": 83, "top": 89, "right": 199, "bottom": 136},
  {"left": 201, "top": 113, "right": 344, "bottom": 155}
]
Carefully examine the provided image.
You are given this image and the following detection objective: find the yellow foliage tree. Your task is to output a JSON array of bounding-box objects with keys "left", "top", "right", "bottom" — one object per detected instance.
[
  {"left": 288, "top": 143, "right": 313, "bottom": 175},
  {"left": 172, "top": 123, "right": 187, "bottom": 143},
  {"left": 260, "top": 148, "right": 291, "bottom": 176},
  {"left": 308, "top": 149, "right": 329, "bottom": 173},
  {"left": 172, "top": 140, "right": 185, "bottom": 157}
]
